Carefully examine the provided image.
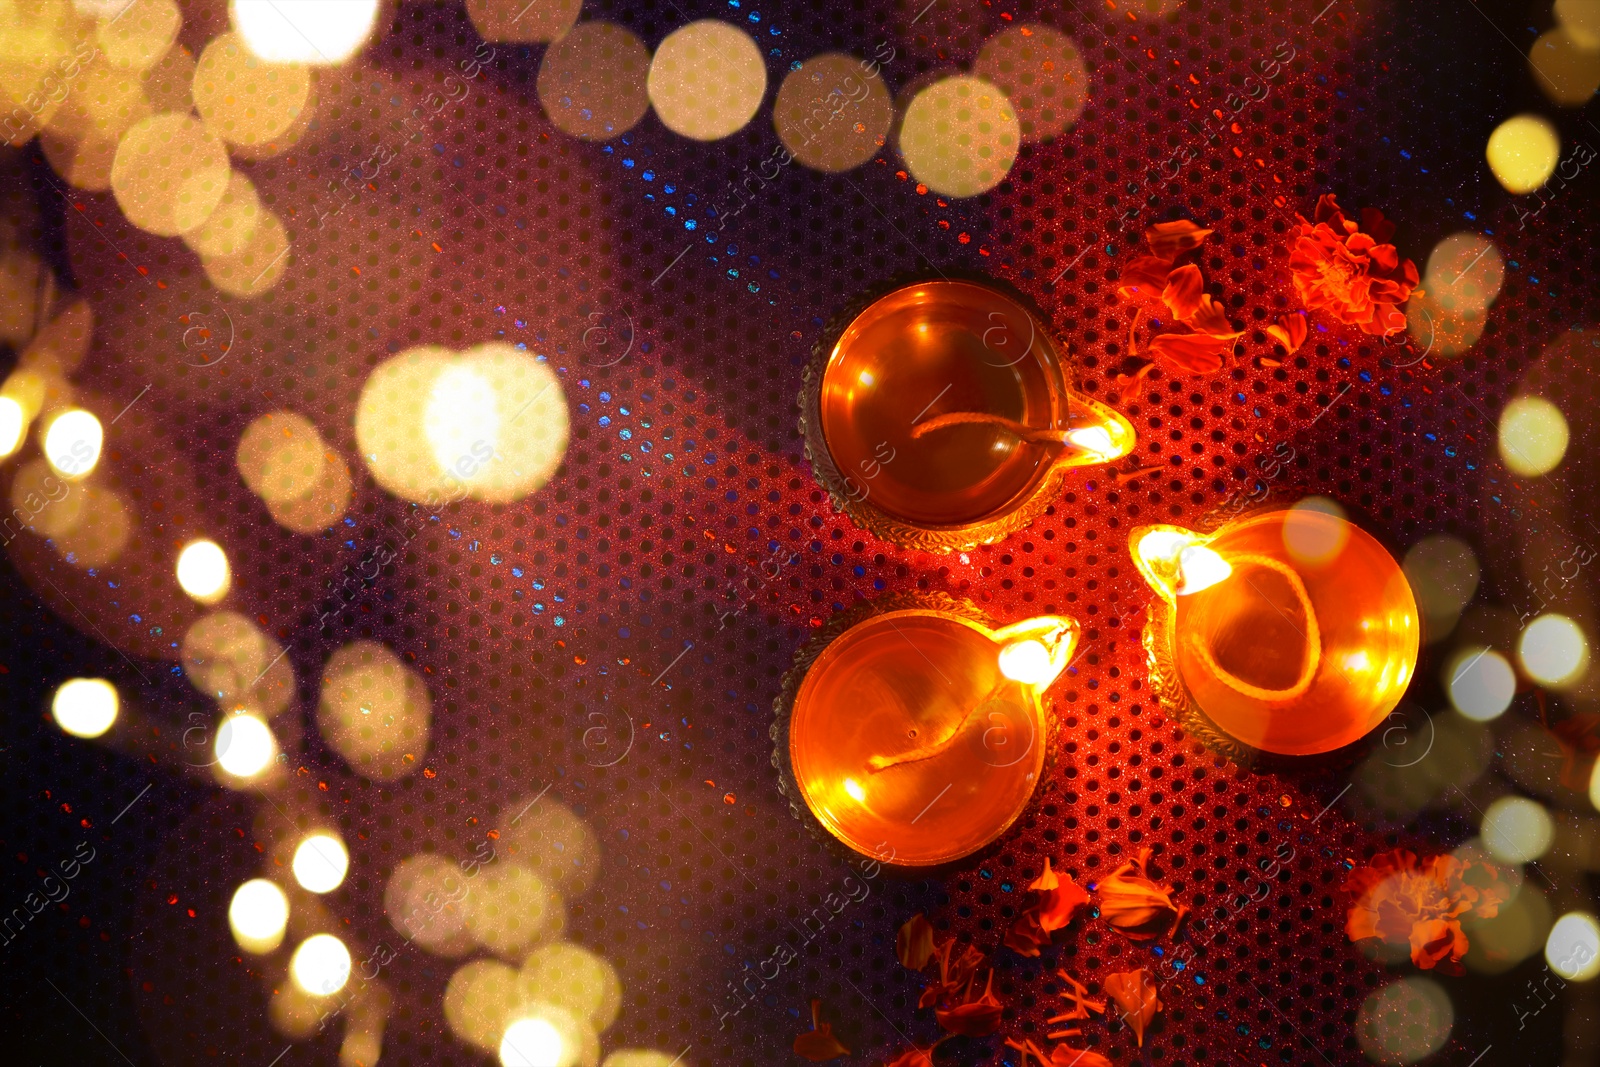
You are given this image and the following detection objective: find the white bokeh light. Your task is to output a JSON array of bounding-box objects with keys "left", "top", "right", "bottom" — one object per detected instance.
[
  {"left": 1519, "top": 613, "right": 1589, "bottom": 687},
  {"left": 216, "top": 713, "right": 276, "bottom": 777},
  {"left": 0, "top": 396, "right": 24, "bottom": 458},
  {"left": 290, "top": 933, "right": 352, "bottom": 996},
  {"left": 229, "top": 878, "right": 289, "bottom": 954},
  {"left": 500, "top": 1016, "right": 566, "bottom": 1067},
  {"left": 1446, "top": 647, "right": 1516, "bottom": 721},
  {"left": 1480, "top": 795, "right": 1554, "bottom": 865},
  {"left": 231, "top": 0, "right": 380, "bottom": 64},
  {"left": 176, "top": 540, "right": 232, "bottom": 603},
  {"left": 43, "top": 409, "right": 103, "bottom": 479},
  {"left": 52, "top": 678, "right": 119, "bottom": 738},
  {"left": 292, "top": 833, "right": 350, "bottom": 893},
  {"left": 1547, "top": 913, "right": 1600, "bottom": 981},
  {"left": 997, "top": 639, "right": 1053, "bottom": 685}
]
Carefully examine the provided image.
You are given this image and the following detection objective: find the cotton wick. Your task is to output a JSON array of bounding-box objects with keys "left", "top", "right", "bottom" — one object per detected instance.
[{"left": 909, "top": 411, "right": 1069, "bottom": 446}]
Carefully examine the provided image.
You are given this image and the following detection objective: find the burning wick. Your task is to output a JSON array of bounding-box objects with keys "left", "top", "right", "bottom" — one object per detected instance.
[{"left": 910, "top": 412, "right": 1118, "bottom": 459}]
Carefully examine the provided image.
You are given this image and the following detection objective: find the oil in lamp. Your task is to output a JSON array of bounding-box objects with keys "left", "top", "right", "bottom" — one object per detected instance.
[
  {"left": 801, "top": 278, "right": 1136, "bottom": 552},
  {"left": 1131, "top": 506, "right": 1419, "bottom": 756},
  {"left": 775, "top": 596, "right": 1078, "bottom": 866}
]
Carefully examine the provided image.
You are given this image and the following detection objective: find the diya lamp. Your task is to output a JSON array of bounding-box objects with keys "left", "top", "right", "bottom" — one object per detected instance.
[
  {"left": 775, "top": 596, "right": 1079, "bottom": 866},
  {"left": 1131, "top": 505, "right": 1420, "bottom": 756},
  {"left": 801, "top": 278, "right": 1136, "bottom": 552}
]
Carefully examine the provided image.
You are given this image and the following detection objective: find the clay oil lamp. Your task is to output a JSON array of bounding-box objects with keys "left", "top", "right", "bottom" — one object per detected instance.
[
  {"left": 777, "top": 598, "right": 1078, "bottom": 866},
  {"left": 1131, "top": 504, "right": 1419, "bottom": 756},
  {"left": 801, "top": 279, "right": 1135, "bottom": 551}
]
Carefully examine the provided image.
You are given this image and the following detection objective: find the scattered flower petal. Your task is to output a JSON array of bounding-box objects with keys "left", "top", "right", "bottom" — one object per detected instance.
[
  {"left": 1103, "top": 968, "right": 1162, "bottom": 1048},
  {"left": 1160, "top": 264, "right": 1205, "bottom": 321},
  {"left": 897, "top": 913, "right": 936, "bottom": 971},
  {"left": 1147, "top": 218, "right": 1213, "bottom": 261},
  {"left": 1099, "top": 847, "right": 1187, "bottom": 941},
  {"left": 935, "top": 970, "right": 1004, "bottom": 1037},
  {"left": 1144, "top": 331, "right": 1233, "bottom": 375},
  {"left": 1265, "top": 311, "right": 1309, "bottom": 354},
  {"left": 1031, "top": 858, "right": 1091, "bottom": 932},
  {"left": 794, "top": 999, "right": 851, "bottom": 1061}
]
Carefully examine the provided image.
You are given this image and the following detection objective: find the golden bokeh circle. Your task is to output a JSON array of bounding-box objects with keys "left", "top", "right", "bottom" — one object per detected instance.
[
  {"left": 898, "top": 75, "right": 1020, "bottom": 197},
  {"left": 444, "top": 959, "right": 522, "bottom": 1052},
  {"left": 1485, "top": 113, "right": 1560, "bottom": 194},
  {"left": 537, "top": 21, "right": 651, "bottom": 142},
  {"left": 96, "top": 0, "right": 181, "bottom": 72},
  {"left": 143, "top": 42, "right": 196, "bottom": 113},
  {"left": 193, "top": 31, "right": 311, "bottom": 148},
  {"left": 185, "top": 169, "right": 262, "bottom": 259},
  {"left": 1530, "top": 28, "right": 1600, "bottom": 106},
  {"left": 317, "top": 640, "right": 432, "bottom": 782},
  {"left": 647, "top": 20, "right": 767, "bottom": 142},
  {"left": 266, "top": 453, "right": 352, "bottom": 535},
  {"left": 201, "top": 208, "right": 290, "bottom": 298},
  {"left": 236, "top": 409, "right": 326, "bottom": 503},
  {"left": 465, "top": 0, "right": 581, "bottom": 44},
  {"left": 974, "top": 24, "right": 1087, "bottom": 142},
  {"left": 110, "top": 111, "right": 231, "bottom": 236},
  {"left": 774, "top": 53, "right": 893, "bottom": 172}
]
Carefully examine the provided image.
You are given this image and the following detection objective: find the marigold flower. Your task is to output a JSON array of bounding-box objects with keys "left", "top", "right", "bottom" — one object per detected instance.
[
  {"left": 1099, "top": 847, "right": 1187, "bottom": 940},
  {"left": 897, "top": 913, "right": 936, "bottom": 971},
  {"left": 1288, "top": 194, "right": 1419, "bottom": 336},
  {"left": 794, "top": 999, "right": 851, "bottom": 1061},
  {"left": 1102, "top": 968, "right": 1161, "bottom": 1048},
  {"left": 1344, "top": 849, "right": 1511, "bottom": 973},
  {"left": 1004, "top": 908, "right": 1051, "bottom": 959}
]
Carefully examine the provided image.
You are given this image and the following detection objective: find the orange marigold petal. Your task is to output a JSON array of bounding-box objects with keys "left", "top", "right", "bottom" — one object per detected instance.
[
  {"left": 1161, "top": 264, "right": 1205, "bottom": 321},
  {"left": 1144, "top": 331, "right": 1231, "bottom": 376},
  {"left": 1104, "top": 968, "right": 1162, "bottom": 1048},
  {"left": 1050, "top": 1047, "right": 1114, "bottom": 1067},
  {"left": 897, "top": 913, "right": 936, "bottom": 971},
  {"left": 1146, "top": 218, "right": 1213, "bottom": 260},
  {"left": 1185, "top": 293, "right": 1240, "bottom": 337},
  {"left": 795, "top": 1000, "right": 851, "bottom": 1061}
]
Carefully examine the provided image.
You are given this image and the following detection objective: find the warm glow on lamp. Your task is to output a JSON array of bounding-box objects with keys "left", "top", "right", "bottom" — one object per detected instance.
[{"left": 842, "top": 777, "right": 866, "bottom": 803}]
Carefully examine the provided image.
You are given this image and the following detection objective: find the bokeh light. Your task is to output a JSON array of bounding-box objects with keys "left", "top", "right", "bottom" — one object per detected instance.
[
  {"left": 292, "top": 833, "right": 350, "bottom": 894},
  {"left": 445, "top": 958, "right": 523, "bottom": 1052},
  {"left": 318, "top": 640, "right": 433, "bottom": 782},
  {"left": 467, "top": 0, "right": 582, "bottom": 43},
  {"left": 464, "top": 864, "right": 562, "bottom": 959},
  {"left": 200, "top": 208, "right": 290, "bottom": 297},
  {"left": 536, "top": 21, "right": 651, "bottom": 142},
  {"left": 356, "top": 344, "right": 569, "bottom": 505},
  {"left": 385, "top": 853, "right": 474, "bottom": 956},
  {"left": 267, "top": 452, "right": 352, "bottom": 534},
  {"left": 11, "top": 458, "right": 87, "bottom": 538},
  {"left": 1462, "top": 872, "right": 1549, "bottom": 975},
  {"left": 110, "top": 112, "right": 231, "bottom": 236},
  {"left": 1282, "top": 496, "right": 1350, "bottom": 566},
  {"left": 181, "top": 610, "right": 294, "bottom": 715},
  {"left": 898, "top": 75, "right": 1020, "bottom": 198},
  {"left": 231, "top": 0, "right": 379, "bottom": 65},
  {"left": 97, "top": 0, "right": 181, "bottom": 72},
  {"left": 1519, "top": 613, "right": 1589, "bottom": 686},
  {"left": 193, "top": 33, "right": 311, "bottom": 150},
  {"left": 1497, "top": 395, "right": 1569, "bottom": 476},
  {"left": 52, "top": 677, "right": 119, "bottom": 738},
  {"left": 974, "top": 24, "right": 1087, "bottom": 142},
  {"left": 53, "top": 484, "right": 131, "bottom": 567},
  {"left": 1422, "top": 232, "right": 1504, "bottom": 315},
  {"left": 228, "top": 878, "right": 289, "bottom": 954},
  {"left": 1530, "top": 27, "right": 1600, "bottom": 106},
  {"left": 290, "top": 933, "right": 352, "bottom": 997},
  {"left": 773, "top": 53, "right": 893, "bottom": 173},
  {"left": 1445, "top": 647, "right": 1515, "bottom": 721},
  {"left": 0, "top": 396, "right": 26, "bottom": 457},
  {"left": 143, "top": 42, "right": 195, "bottom": 113},
  {"left": 498, "top": 796, "right": 600, "bottom": 896},
  {"left": 518, "top": 942, "right": 622, "bottom": 1033},
  {"left": 42, "top": 408, "right": 102, "bottom": 479},
  {"left": 1401, "top": 534, "right": 1479, "bottom": 642},
  {"left": 1355, "top": 977, "right": 1453, "bottom": 1064},
  {"left": 1404, "top": 289, "right": 1485, "bottom": 359},
  {"left": 646, "top": 21, "right": 766, "bottom": 141},
  {"left": 176, "top": 539, "right": 231, "bottom": 603},
  {"left": 1547, "top": 912, "right": 1600, "bottom": 980},
  {"left": 184, "top": 169, "right": 262, "bottom": 259},
  {"left": 236, "top": 410, "right": 326, "bottom": 504},
  {"left": 602, "top": 1053, "right": 683, "bottom": 1067},
  {"left": 1556, "top": 0, "right": 1600, "bottom": 48},
  {"left": 1479, "top": 795, "right": 1554, "bottom": 865},
  {"left": 1485, "top": 114, "right": 1560, "bottom": 194},
  {"left": 501, "top": 1017, "right": 566, "bottom": 1067},
  {"left": 216, "top": 712, "right": 275, "bottom": 777}
]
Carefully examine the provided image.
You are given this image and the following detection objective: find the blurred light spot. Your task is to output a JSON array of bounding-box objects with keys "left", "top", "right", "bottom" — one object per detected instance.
[
  {"left": 1405, "top": 289, "right": 1485, "bottom": 358},
  {"left": 1556, "top": 0, "right": 1600, "bottom": 48},
  {"left": 193, "top": 32, "right": 311, "bottom": 149},
  {"left": 1356, "top": 977, "right": 1453, "bottom": 1064},
  {"left": 899, "top": 75, "right": 1020, "bottom": 198},
  {"left": 501, "top": 1017, "right": 565, "bottom": 1067},
  {"left": 176, "top": 539, "right": 231, "bottom": 603},
  {"left": 1402, "top": 534, "right": 1480, "bottom": 642},
  {"left": 1175, "top": 544, "right": 1231, "bottom": 595},
  {"left": 385, "top": 853, "right": 473, "bottom": 957},
  {"left": 216, "top": 712, "right": 275, "bottom": 777},
  {"left": 1282, "top": 496, "right": 1349, "bottom": 566},
  {"left": 43, "top": 408, "right": 102, "bottom": 479},
  {"left": 647, "top": 21, "right": 766, "bottom": 141},
  {"left": 1547, "top": 913, "right": 1600, "bottom": 980},
  {"left": 497, "top": 796, "right": 599, "bottom": 897},
  {"left": 774, "top": 53, "right": 893, "bottom": 173},
  {"left": 0, "top": 396, "right": 26, "bottom": 457},
  {"left": 184, "top": 169, "right": 262, "bottom": 259},
  {"left": 463, "top": 864, "right": 561, "bottom": 958},
  {"left": 292, "top": 833, "right": 349, "bottom": 894},
  {"left": 466, "top": 0, "right": 581, "bottom": 43},
  {"left": 998, "top": 638, "right": 1053, "bottom": 684},
  {"left": 52, "top": 677, "right": 118, "bottom": 738},
  {"left": 1485, "top": 114, "right": 1560, "bottom": 194},
  {"left": 110, "top": 112, "right": 231, "bottom": 236},
  {"left": 842, "top": 776, "right": 866, "bottom": 803},
  {"left": 181, "top": 611, "right": 293, "bottom": 715},
  {"left": 231, "top": 0, "right": 378, "bottom": 64},
  {"left": 1446, "top": 647, "right": 1515, "bottom": 721},
  {"left": 11, "top": 458, "right": 87, "bottom": 538},
  {"left": 1498, "top": 395, "right": 1569, "bottom": 476},
  {"left": 98, "top": 0, "right": 181, "bottom": 72},
  {"left": 445, "top": 959, "right": 523, "bottom": 1052},
  {"left": 975, "top": 24, "right": 1087, "bottom": 143},
  {"left": 143, "top": 42, "right": 195, "bottom": 113},
  {"left": 536, "top": 21, "right": 651, "bottom": 142},
  {"left": 1422, "top": 232, "right": 1504, "bottom": 315},
  {"left": 229, "top": 878, "right": 289, "bottom": 954},
  {"left": 1519, "top": 613, "right": 1589, "bottom": 687},
  {"left": 318, "top": 641, "right": 433, "bottom": 781},
  {"left": 290, "top": 933, "right": 352, "bottom": 996},
  {"left": 1480, "top": 795, "right": 1554, "bottom": 865},
  {"left": 201, "top": 209, "right": 290, "bottom": 296},
  {"left": 267, "top": 452, "right": 352, "bottom": 534},
  {"left": 519, "top": 942, "right": 621, "bottom": 1032},
  {"left": 236, "top": 409, "right": 325, "bottom": 504},
  {"left": 1530, "top": 28, "right": 1600, "bottom": 107}
]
